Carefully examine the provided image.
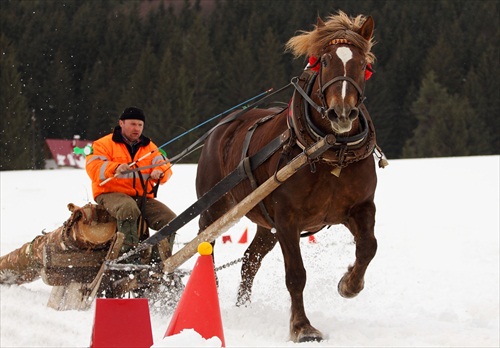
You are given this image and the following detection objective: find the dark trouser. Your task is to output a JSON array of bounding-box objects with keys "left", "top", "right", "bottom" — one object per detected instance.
[{"left": 96, "top": 192, "right": 176, "bottom": 254}]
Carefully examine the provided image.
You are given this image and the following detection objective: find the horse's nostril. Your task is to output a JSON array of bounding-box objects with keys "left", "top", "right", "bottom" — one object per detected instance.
[
  {"left": 349, "top": 108, "right": 359, "bottom": 120},
  {"left": 327, "top": 109, "right": 337, "bottom": 121}
]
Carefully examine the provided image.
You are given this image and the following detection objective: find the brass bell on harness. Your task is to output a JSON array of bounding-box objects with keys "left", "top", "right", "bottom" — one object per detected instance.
[
  {"left": 330, "top": 166, "right": 342, "bottom": 177},
  {"left": 378, "top": 158, "right": 389, "bottom": 168},
  {"left": 374, "top": 145, "right": 389, "bottom": 168}
]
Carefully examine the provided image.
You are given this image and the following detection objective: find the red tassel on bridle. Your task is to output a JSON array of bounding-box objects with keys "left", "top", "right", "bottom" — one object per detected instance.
[
  {"left": 365, "top": 63, "right": 373, "bottom": 80},
  {"left": 307, "top": 56, "right": 321, "bottom": 72}
]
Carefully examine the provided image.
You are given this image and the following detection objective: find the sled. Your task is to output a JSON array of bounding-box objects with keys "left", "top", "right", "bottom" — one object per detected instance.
[
  {"left": 44, "top": 232, "right": 124, "bottom": 311},
  {"left": 0, "top": 135, "right": 334, "bottom": 311}
]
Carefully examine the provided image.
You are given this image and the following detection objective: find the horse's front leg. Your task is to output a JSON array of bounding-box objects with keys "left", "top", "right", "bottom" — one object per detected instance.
[
  {"left": 278, "top": 228, "right": 323, "bottom": 343},
  {"left": 338, "top": 200, "right": 377, "bottom": 298},
  {"left": 236, "top": 225, "right": 277, "bottom": 306}
]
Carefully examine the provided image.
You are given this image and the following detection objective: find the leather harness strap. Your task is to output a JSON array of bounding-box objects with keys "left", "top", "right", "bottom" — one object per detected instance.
[{"left": 240, "top": 111, "right": 285, "bottom": 229}]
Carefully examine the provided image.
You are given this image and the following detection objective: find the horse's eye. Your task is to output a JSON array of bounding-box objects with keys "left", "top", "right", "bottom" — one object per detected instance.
[{"left": 322, "top": 58, "right": 328, "bottom": 67}]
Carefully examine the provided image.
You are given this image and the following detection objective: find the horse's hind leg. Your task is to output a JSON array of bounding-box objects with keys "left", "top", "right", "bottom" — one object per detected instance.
[
  {"left": 236, "top": 225, "right": 277, "bottom": 306},
  {"left": 338, "top": 201, "right": 377, "bottom": 298}
]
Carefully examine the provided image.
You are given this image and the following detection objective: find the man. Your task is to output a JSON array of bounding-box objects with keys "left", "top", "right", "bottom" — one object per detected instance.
[{"left": 86, "top": 107, "right": 176, "bottom": 261}]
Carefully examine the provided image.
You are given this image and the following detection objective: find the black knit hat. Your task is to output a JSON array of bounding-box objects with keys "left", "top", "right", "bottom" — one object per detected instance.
[{"left": 120, "top": 107, "right": 145, "bottom": 122}]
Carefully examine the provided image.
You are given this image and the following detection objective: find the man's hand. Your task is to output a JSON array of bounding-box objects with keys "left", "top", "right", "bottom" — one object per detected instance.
[
  {"left": 151, "top": 169, "right": 164, "bottom": 180},
  {"left": 115, "top": 163, "right": 131, "bottom": 175}
]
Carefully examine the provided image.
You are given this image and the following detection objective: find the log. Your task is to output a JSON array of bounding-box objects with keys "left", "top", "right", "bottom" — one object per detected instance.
[
  {"left": 162, "top": 134, "right": 336, "bottom": 273},
  {"left": 0, "top": 203, "right": 116, "bottom": 285}
]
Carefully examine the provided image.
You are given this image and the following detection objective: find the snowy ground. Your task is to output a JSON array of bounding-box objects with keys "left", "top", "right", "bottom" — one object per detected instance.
[{"left": 1, "top": 155, "right": 499, "bottom": 347}]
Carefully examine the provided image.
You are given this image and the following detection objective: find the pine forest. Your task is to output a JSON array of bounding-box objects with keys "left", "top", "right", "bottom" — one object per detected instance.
[{"left": 1, "top": 0, "right": 498, "bottom": 170}]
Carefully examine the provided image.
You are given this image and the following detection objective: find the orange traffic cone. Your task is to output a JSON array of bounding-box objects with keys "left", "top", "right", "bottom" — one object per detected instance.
[
  {"left": 90, "top": 298, "right": 153, "bottom": 348},
  {"left": 238, "top": 228, "right": 248, "bottom": 244},
  {"left": 165, "top": 242, "right": 225, "bottom": 347}
]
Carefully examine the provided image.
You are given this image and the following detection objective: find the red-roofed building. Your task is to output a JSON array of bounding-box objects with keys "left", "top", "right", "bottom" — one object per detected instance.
[{"left": 44, "top": 136, "right": 93, "bottom": 169}]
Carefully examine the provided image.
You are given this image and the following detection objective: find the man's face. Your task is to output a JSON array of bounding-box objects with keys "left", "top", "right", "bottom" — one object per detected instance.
[{"left": 119, "top": 119, "right": 144, "bottom": 142}]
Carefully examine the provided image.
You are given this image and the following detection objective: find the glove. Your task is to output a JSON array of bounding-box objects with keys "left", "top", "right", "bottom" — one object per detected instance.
[
  {"left": 115, "top": 163, "right": 131, "bottom": 174},
  {"left": 151, "top": 169, "right": 164, "bottom": 180}
]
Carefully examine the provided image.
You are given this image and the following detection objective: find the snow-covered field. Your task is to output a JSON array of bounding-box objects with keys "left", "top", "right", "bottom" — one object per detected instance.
[{"left": 1, "top": 155, "right": 499, "bottom": 347}]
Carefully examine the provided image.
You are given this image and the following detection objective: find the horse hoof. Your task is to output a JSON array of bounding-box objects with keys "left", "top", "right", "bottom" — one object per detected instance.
[
  {"left": 298, "top": 334, "right": 323, "bottom": 343},
  {"left": 235, "top": 298, "right": 250, "bottom": 307},
  {"left": 337, "top": 274, "right": 364, "bottom": 298},
  {"left": 236, "top": 290, "right": 251, "bottom": 307},
  {"left": 294, "top": 327, "right": 323, "bottom": 343}
]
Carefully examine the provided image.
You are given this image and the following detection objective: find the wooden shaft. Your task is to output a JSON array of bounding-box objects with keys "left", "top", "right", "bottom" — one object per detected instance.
[{"left": 163, "top": 134, "right": 335, "bottom": 273}]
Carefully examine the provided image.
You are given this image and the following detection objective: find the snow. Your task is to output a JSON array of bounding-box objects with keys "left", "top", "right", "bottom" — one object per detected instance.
[{"left": 1, "top": 155, "right": 499, "bottom": 347}]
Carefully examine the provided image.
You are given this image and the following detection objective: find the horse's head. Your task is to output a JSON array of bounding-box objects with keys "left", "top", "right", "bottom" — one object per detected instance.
[
  {"left": 317, "top": 35, "right": 372, "bottom": 133},
  {"left": 286, "top": 11, "right": 375, "bottom": 134}
]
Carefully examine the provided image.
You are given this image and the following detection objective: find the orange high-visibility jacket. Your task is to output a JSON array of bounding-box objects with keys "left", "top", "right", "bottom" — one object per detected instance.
[{"left": 86, "top": 127, "right": 172, "bottom": 200}]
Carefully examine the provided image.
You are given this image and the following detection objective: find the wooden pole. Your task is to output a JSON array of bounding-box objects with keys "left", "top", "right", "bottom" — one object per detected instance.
[{"left": 163, "top": 134, "right": 335, "bottom": 273}]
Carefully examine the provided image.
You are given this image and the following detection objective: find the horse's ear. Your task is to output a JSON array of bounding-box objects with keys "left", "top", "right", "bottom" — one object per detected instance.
[
  {"left": 317, "top": 16, "right": 326, "bottom": 28},
  {"left": 359, "top": 16, "right": 374, "bottom": 41}
]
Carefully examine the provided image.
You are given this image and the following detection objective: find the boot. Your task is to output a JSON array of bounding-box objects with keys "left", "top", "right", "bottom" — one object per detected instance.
[
  {"left": 117, "top": 219, "right": 141, "bottom": 264},
  {"left": 151, "top": 234, "right": 175, "bottom": 265}
]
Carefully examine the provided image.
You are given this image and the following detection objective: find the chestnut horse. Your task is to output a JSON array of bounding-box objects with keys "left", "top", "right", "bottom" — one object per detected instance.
[{"left": 196, "top": 11, "right": 385, "bottom": 342}]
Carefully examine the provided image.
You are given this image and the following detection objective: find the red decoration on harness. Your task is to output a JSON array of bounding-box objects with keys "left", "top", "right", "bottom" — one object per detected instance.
[
  {"left": 365, "top": 63, "right": 373, "bottom": 80},
  {"left": 308, "top": 56, "right": 373, "bottom": 80},
  {"left": 307, "top": 56, "right": 320, "bottom": 72}
]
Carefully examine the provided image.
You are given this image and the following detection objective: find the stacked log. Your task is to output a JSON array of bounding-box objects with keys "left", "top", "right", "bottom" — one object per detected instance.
[{"left": 0, "top": 203, "right": 116, "bottom": 285}]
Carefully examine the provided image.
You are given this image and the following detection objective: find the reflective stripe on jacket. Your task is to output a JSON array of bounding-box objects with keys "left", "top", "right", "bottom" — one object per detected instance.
[{"left": 86, "top": 127, "right": 172, "bottom": 199}]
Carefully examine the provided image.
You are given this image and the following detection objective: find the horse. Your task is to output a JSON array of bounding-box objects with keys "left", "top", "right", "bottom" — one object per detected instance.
[{"left": 196, "top": 11, "right": 385, "bottom": 342}]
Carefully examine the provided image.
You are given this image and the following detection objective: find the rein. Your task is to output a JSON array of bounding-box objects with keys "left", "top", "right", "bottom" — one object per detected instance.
[
  {"left": 291, "top": 76, "right": 325, "bottom": 116},
  {"left": 168, "top": 83, "right": 293, "bottom": 165}
]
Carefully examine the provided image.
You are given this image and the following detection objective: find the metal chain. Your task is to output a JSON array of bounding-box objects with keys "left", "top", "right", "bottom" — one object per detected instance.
[
  {"left": 175, "top": 256, "right": 245, "bottom": 278},
  {"left": 214, "top": 257, "right": 244, "bottom": 272}
]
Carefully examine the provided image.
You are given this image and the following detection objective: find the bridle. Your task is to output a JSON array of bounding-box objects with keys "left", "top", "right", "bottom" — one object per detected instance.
[
  {"left": 291, "top": 38, "right": 367, "bottom": 121},
  {"left": 302, "top": 73, "right": 369, "bottom": 145},
  {"left": 288, "top": 37, "right": 376, "bottom": 166},
  {"left": 288, "top": 37, "right": 387, "bottom": 173},
  {"left": 317, "top": 39, "right": 366, "bottom": 117}
]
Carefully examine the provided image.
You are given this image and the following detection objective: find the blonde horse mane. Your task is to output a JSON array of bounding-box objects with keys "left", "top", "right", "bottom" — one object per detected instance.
[{"left": 285, "top": 10, "right": 376, "bottom": 64}]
